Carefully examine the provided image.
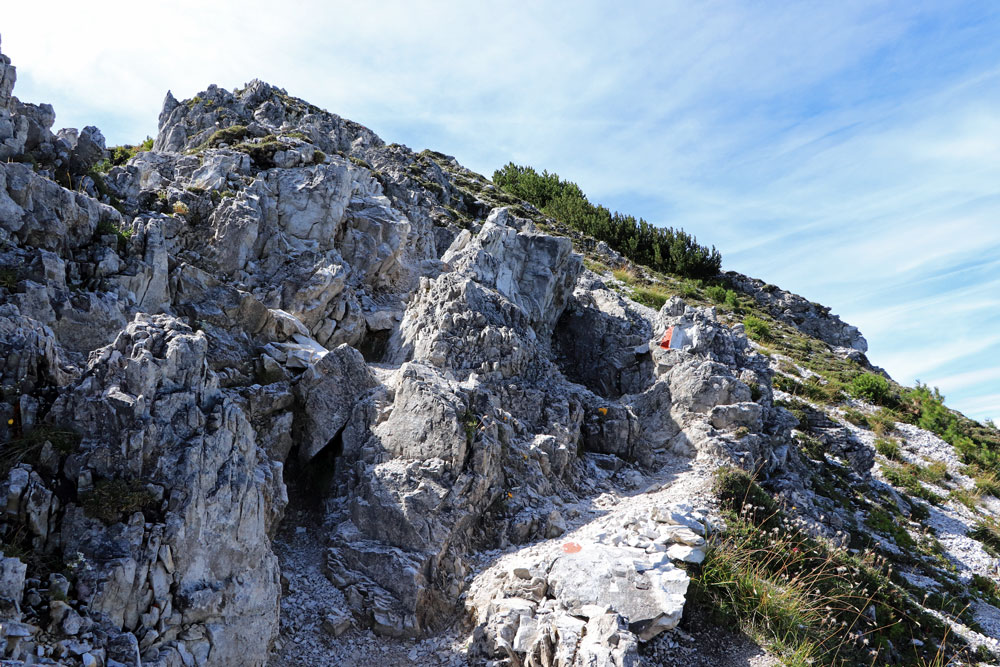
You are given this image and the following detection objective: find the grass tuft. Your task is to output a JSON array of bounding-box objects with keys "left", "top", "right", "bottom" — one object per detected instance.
[
  {"left": 874, "top": 437, "right": 901, "bottom": 460},
  {"left": 0, "top": 426, "right": 80, "bottom": 477},
  {"left": 80, "top": 479, "right": 158, "bottom": 525},
  {"left": 630, "top": 285, "right": 670, "bottom": 310},
  {"left": 692, "top": 467, "right": 960, "bottom": 665}
]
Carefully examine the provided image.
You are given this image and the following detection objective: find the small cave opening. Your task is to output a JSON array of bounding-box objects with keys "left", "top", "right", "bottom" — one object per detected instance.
[
  {"left": 284, "top": 423, "right": 346, "bottom": 510},
  {"left": 357, "top": 328, "right": 392, "bottom": 363},
  {"left": 551, "top": 307, "right": 656, "bottom": 399}
]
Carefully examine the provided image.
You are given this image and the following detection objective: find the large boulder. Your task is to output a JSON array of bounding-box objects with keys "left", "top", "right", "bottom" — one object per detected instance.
[
  {"left": 442, "top": 207, "right": 581, "bottom": 335},
  {"left": 293, "top": 343, "right": 377, "bottom": 461}
]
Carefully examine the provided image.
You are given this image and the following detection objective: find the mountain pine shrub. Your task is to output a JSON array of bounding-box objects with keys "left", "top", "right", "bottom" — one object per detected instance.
[
  {"left": 493, "top": 163, "right": 721, "bottom": 279},
  {"left": 849, "top": 373, "right": 892, "bottom": 405},
  {"left": 742, "top": 315, "right": 773, "bottom": 342}
]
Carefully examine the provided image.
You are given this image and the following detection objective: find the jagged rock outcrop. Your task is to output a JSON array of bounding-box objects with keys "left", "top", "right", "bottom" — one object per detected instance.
[
  {"left": 45, "top": 314, "right": 285, "bottom": 666},
  {"left": 464, "top": 491, "right": 721, "bottom": 666},
  {"left": 6, "top": 31, "right": 947, "bottom": 667},
  {"left": 725, "top": 271, "right": 867, "bottom": 353}
]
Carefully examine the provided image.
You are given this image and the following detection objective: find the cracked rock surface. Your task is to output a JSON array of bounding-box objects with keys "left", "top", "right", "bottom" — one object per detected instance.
[{"left": 5, "top": 31, "right": 996, "bottom": 667}]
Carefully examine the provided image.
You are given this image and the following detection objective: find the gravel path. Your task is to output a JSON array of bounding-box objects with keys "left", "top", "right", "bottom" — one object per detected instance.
[
  {"left": 267, "top": 499, "right": 468, "bottom": 666},
  {"left": 266, "top": 454, "right": 779, "bottom": 665}
]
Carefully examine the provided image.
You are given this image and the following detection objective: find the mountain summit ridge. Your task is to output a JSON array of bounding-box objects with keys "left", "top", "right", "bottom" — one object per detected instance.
[{"left": 2, "top": 36, "right": 1000, "bottom": 666}]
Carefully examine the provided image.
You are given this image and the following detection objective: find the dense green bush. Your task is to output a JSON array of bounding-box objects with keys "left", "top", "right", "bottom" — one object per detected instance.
[
  {"left": 742, "top": 315, "right": 773, "bottom": 342},
  {"left": 848, "top": 373, "right": 892, "bottom": 405},
  {"left": 705, "top": 285, "right": 740, "bottom": 309},
  {"left": 705, "top": 285, "right": 727, "bottom": 302},
  {"left": 493, "top": 163, "right": 721, "bottom": 279},
  {"left": 903, "top": 383, "right": 1000, "bottom": 469}
]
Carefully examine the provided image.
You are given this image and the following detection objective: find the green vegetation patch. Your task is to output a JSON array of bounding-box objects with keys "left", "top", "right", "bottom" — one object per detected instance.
[
  {"left": 95, "top": 219, "right": 133, "bottom": 253},
  {"left": 971, "top": 517, "right": 1000, "bottom": 557},
  {"left": 191, "top": 125, "right": 250, "bottom": 153},
  {"left": 842, "top": 408, "right": 870, "bottom": 428},
  {"left": 742, "top": 315, "right": 773, "bottom": 343},
  {"left": 902, "top": 383, "right": 1000, "bottom": 471},
  {"left": 94, "top": 136, "right": 154, "bottom": 173},
  {"left": 233, "top": 139, "right": 285, "bottom": 169},
  {"left": 692, "top": 467, "right": 959, "bottom": 665},
  {"left": 849, "top": 373, "right": 894, "bottom": 406},
  {"left": 463, "top": 408, "right": 480, "bottom": 447},
  {"left": 881, "top": 463, "right": 945, "bottom": 504},
  {"left": 973, "top": 471, "right": 1000, "bottom": 497},
  {"left": 630, "top": 285, "right": 670, "bottom": 310},
  {"left": 874, "top": 436, "right": 901, "bottom": 460},
  {"left": 774, "top": 374, "right": 842, "bottom": 405},
  {"left": 866, "top": 505, "right": 915, "bottom": 550},
  {"left": 493, "top": 162, "right": 721, "bottom": 279},
  {"left": 81, "top": 479, "right": 158, "bottom": 525}
]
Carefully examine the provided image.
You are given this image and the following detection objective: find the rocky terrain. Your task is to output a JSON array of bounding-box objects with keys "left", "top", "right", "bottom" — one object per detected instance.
[{"left": 2, "top": 33, "right": 1000, "bottom": 666}]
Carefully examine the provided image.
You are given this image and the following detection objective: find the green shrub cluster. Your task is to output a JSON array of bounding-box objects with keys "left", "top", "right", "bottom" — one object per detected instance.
[
  {"left": 705, "top": 284, "right": 740, "bottom": 308},
  {"left": 492, "top": 163, "right": 721, "bottom": 278},
  {"left": 903, "top": 383, "right": 1000, "bottom": 469},
  {"left": 849, "top": 373, "right": 892, "bottom": 405},
  {"left": 741, "top": 315, "right": 773, "bottom": 343}
]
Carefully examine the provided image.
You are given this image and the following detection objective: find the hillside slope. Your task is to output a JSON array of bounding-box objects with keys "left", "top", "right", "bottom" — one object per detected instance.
[{"left": 2, "top": 36, "right": 1000, "bottom": 666}]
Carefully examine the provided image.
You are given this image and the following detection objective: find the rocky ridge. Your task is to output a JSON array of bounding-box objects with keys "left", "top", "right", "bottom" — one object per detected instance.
[{"left": 1, "top": 34, "right": 999, "bottom": 667}]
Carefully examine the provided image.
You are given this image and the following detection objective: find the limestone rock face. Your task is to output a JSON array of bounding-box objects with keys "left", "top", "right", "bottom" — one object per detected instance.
[
  {"left": 0, "top": 30, "right": 869, "bottom": 667},
  {"left": 725, "top": 271, "right": 868, "bottom": 352},
  {"left": 465, "top": 501, "right": 713, "bottom": 665},
  {"left": 440, "top": 207, "right": 581, "bottom": 334},
  {"left": 546, "top": 543, "right": 689, "bottom": 640},
  {"left": 0, "top": 37, "right": 15, "bottom": 110},
  {"left": 1, "top": 162, "right": 120, "bottom": 252},
  {"left": 294, "top": 343, "right": 377, "bottom": 462},
  {"left": 45, "top": 314, "right": 286, "bottom": 666},
  {"left": 554, "top": 278, "right": 655, "bottom": 398}
]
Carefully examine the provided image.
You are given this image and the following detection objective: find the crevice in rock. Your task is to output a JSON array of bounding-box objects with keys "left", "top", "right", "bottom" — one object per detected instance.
[
  {"left": 357, "top": 327, "right": 391, "bottom": 363},
  {"left": 551, "top": 306, "right": 654, "bottom": 399},
  {"left": 287, "top": 421, "right": 346, "bottom": 507}
]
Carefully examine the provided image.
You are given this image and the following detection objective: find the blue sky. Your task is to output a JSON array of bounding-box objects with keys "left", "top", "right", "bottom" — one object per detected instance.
[{"left": 5, "top": 1, "right": 999, "bottom": 422}]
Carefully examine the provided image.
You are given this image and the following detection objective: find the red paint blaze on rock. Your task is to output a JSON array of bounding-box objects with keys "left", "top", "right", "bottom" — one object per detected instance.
[{"left": 562, "top": 541, "right": 582, "bottom": 554}]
